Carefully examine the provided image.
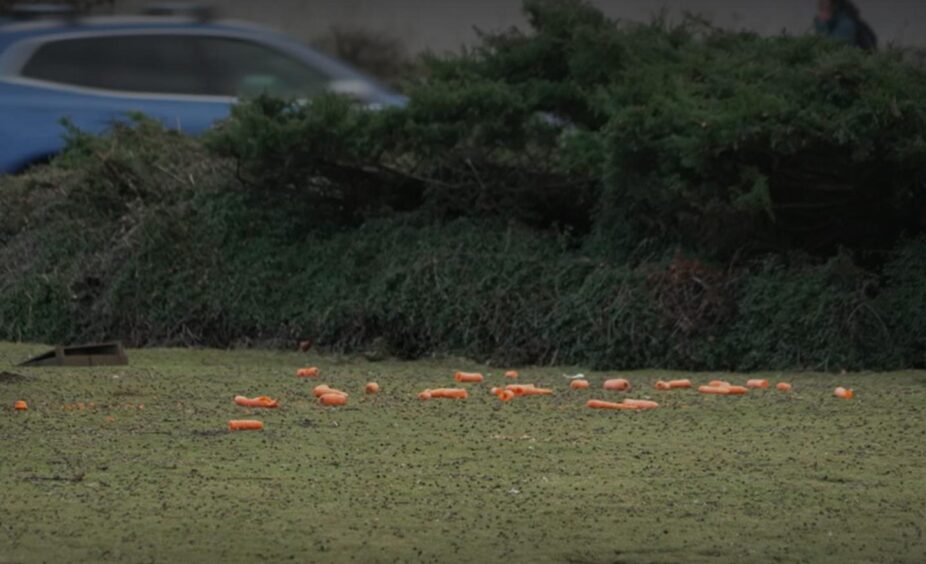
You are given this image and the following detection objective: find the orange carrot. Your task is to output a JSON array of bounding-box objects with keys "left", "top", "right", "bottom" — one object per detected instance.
[
  {"left": 313, "top": 385, "right": 348, "bottom": 398},
  {"left": 570, "top": 379, "right": 590, "bottom": 390},
  {"left": 725, "top": 386, "right": 749, "bottom": 395},
  {"left": 505, "top": 370, "right": 519, "bottom": 379},
  {"left": 14, "top": 400, "right": 27, "bottom": 411},
  {"left": 429, "top": 388, "right": 469, "bottom": 399},
  {"left": 505, "top": 384, "right": 534, "bottom": 396},
  {"left": 699, "top": 385, "right": 731, "bottom": 395},
  {"left": 505, "top": 384, "right": 552, "bottom": 396},
  {"left": 418, "top": 390, "right": 433, "bottom": 401},
  {"left": 776, "top": 382, "right": 792, "bottom": 392},
  {"left": 498, "top": 390, "right": 515, "bottom": 401},
  {"left": 586, "top": 399, "right": 639, "bottom": 410},
  {"left": 365, "top": 382, "right": 380, "bottom": 394},
  {"left": 622, "top": 399, "right": 660, "bottom": 409},
  {"left": 668, "top": 379, "right": 692, "bottom": 389},
  {"left": 319, "top": 393, "right": 348, "bottom": 406},
  {"left": 655, "top": 380, "right": 672, "bottom": 391},
  {"left": 297, "top": 367, "right": 320, "bottom": 378},
  {"left": 228, "top": 420, "right": 263, "bottom": 431},
  {"left": 603, "top": 378, "right": 631, "bottom": 391},
  {"left": 234, "top": 395, "right": 279, "bottom": 408},
  {"left": 834, "top": 387, "right": 854, "bottom": 399},
  {"left": 709, "top": 380, "right": 731, "bottom": 388},
  {"left": 490, "top": 387, "right": 502, "bottom": 395},
  {"left": 454, "top": 371, "right": 484, "bottom": 383},
  {"left": 746, "top": 379, "right": 769, "bottom": 389}
]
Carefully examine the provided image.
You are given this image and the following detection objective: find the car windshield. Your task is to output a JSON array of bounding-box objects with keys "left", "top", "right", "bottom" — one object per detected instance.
[{"left": 18, "top": 32, "right": 339, "bottom": 98}]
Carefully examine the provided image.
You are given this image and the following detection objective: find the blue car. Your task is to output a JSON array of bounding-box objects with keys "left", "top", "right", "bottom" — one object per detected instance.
[{"left": 0, "top": 6, "right": 405, "bottom": 174}]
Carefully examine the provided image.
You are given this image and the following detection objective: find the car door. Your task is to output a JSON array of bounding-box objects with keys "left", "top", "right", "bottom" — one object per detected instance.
[{"left": 0, "top": 31, "right": 233, "bottom": 171}]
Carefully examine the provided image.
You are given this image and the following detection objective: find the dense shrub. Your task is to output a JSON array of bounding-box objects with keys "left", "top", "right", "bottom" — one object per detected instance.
[{"left": 2, "top": 1, "right": 926, "bottom": 370}]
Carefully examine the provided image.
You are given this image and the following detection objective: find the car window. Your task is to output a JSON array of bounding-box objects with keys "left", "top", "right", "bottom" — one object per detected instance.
[
  {"left": 194, "top": 36, "right": 330, "bottom": 98},
  {"left": 21, "top": 35, "right": 207, "bottom": 95}
]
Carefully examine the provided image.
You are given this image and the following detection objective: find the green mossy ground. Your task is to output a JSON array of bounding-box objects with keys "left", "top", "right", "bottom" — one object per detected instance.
[{"left": 1, "top": 342, "right": 924, "bottom": 563}]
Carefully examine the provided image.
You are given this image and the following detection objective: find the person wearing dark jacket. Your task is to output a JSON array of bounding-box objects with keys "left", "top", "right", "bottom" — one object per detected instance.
[{"left": 814, "top": 0, "right": 877, "bottom": 50}]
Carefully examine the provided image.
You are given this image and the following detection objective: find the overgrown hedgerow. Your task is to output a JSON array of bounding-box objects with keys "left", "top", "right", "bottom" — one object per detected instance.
[{"left": 1, "top": 0, "right": 926, "bottom": 369}]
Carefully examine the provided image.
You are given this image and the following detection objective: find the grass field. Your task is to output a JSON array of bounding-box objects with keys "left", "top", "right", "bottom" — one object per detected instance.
[{"left": 1, "top": 341, "right": 924, "bottom": 563}]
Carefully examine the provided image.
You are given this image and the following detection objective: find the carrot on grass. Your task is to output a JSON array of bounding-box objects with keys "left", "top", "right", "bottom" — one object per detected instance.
[
  {"left": 699, "top": 385, "right": 731, "bottom": 395},
  {"left": 319, "top": 393, "right": 348, "bottom": 406},
  {"left": 668, "top": 379, "right": 692, "bottom": 389},
  {"left": 570, "top": 379, "right": 590, "bottom": 390},
  {"left": 234, "top": 395, "right": 279, "bottom": 408},
  {"left": 655, "top": 381, "right": 672, "bottom": 391},
  {"left": 313, "top": 385, "right": 348, "bottom": 398},
  {"left": 365, "top": 382, "right": 380, "bottom": 394},
  {"left": 746, "top": 379, "right": 769, "bottom": 389},
  {"left": 708, "top": 380, "right": 731, "bottom": 388},
  {"left": 497, "top": 390, "right": 515, "bottom": 401},
  {"left": 454, "top": 372, "right": 484, "bottom": 383},
  {"left": 586, "top": 399, "right": 639, "bottom": 410},
  {"left": 297, "top": 367, "right": 320, "bottom": 378},
  {"left": 603, "top": 378, "right": 631, "bottom": 391},
  {"left": 228, "top": 420, "right": 263, "bottom": 431},
  {"left": 505, "top": 370, "right": 519, "bottom": 379},
  {"left": 776, "top": 382, "right": 792, "bottom": 392},
  {"left": 621, "top": 399, "right": 659, "bottom": 409},
  {"left": 14, "top": 400, "right": 27, "bottom": 411},
  {"left": 834, "top": 387, "right": 854, "bottom": 399},
  {"left": 429, "top": 388, "right": 469, "bottom": 399}
]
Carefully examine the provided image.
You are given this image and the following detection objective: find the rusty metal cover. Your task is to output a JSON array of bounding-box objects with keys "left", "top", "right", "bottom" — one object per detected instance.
[{"left": 19, "top": 341, "right": 129, "bottom": 367}]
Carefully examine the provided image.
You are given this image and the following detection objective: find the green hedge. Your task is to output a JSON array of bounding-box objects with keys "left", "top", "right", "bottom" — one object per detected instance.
[{"left": 2, "top": 0, "right": 925, "bottom": 370}]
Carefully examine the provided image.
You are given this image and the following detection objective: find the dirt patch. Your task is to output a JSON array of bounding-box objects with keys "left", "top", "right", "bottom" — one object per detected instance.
[{"left": 0, "top": 371, "right": 28, "bottom": 384}]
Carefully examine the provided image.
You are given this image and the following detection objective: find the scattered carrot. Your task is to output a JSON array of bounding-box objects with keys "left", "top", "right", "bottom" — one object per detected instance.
[
  {"left": 776, "top": 382, "right": 792, "bottom": 392},
  {"left": 586, "top": 399, "right": 641, "bottom": 410},
  {"left": 429, "top": 388, "right": 469, "bottom": 399},
  {"left": 621, "top": 399, "right": 660, "bottom": 409},
  {"left": 498, "top": 390, "right": 515, "bottom": 401},
  {"left": 505, "top": 384, "right": 552, "bottom": 396},
  {"left": 234, "top": 395, "right": 279, "bottom": 408},
  {"left": 699, "top": 385, "right": 731, "bottom": 395},
  {"left": 319, "top": 393, "right": 348, "bottom": 406},
  {"left": 505, "top": 370, "right": 519, "bottom": 379},
  {"left": 570, "top": 379, "right": 590, "bottom": 390},
  {"left": 668, "top": 379, "right": 692, "bottom": 389},
  {"left": 228, "top": 420, "right": 263, "bottom": 431},
  {"left": 709, "top": 380, "right": 731, "bottom": 388},
  {"left": 834, "top": 387, "right": 854, "bottom": 399},
  {"left": 365, "top": 382, "right": 380, "bottom": 394},
  {"left": 505, "top": 384, "right": 534, "bottom": 396},
  {"left": 14, "top": 400, "right": 27, "bottom": 411},
  {"left": 313, "top": 385, "right": 348, "bottom": 398},
  {"left": 490, "top": 387, "right": 502, "bottom": 395},
  {"left": 297, "top": 367, "right": 320, "bottom": 378},
  {"left": 454, "top": 372, "right": 484, "bottom": 383},
  {"left": 418, "top": 390, "right": 433, "bottom": 401},
  {"left": 746, "top": 379, "right": 769, "bottom": 389},
  {"left": 603, "top": 378, "right": 631, "bottom": 391},
  {"left": 655, "top": 380, "right": 672, "bottom": 390},
  {"left": 698, "top": 385, "right": 747, "bottom": 396}
]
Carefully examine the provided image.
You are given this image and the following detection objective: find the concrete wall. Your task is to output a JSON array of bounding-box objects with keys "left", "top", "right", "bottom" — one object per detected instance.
[{"left": 118, "top": 1, "right": 926, "bottom": 51}]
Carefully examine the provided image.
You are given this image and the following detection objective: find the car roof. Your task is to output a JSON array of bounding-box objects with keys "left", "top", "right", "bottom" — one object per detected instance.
[
  {"left": 0, "top": 15, "right": 406, "bottom": 104},
  {"left": 0, "top": 16, "right": 286, "bottom": 51}
]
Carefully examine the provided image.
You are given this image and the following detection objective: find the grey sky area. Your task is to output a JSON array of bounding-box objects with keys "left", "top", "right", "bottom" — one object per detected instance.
[{"left": 116, "top": 1, "right": 926, "bottom": 51}]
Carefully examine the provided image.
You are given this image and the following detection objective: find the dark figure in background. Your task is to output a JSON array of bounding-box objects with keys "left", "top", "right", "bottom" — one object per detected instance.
[{"left": 814, "top": 0, "right": 877, "bottom": 50}]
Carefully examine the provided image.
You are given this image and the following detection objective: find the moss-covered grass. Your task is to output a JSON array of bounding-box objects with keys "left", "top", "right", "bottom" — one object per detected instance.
[{"left": 0, "top": 342, "right": 924, "bottom": 563}]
